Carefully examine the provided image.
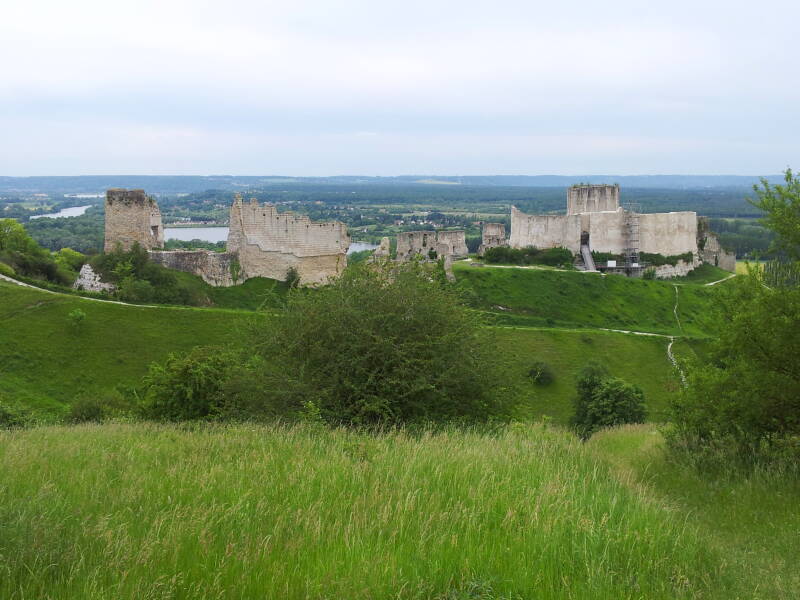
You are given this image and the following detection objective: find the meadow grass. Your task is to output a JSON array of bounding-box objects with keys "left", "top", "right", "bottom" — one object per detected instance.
[
  {"left": 589, "top": 425, "right": 800, "bottom": 600},
  {"left": 0, "top": 422, "right": 738, "bottom": 599},
  {"left": 454, "top": 264, "right": 718, "bottom": 337},
  {"left": 671, "top": 264, "right": 732, "bottom": 284},
  {"left": 493, "top": 328, "right": 680, "bottom": 423},
  {"left": 0, "top": 281, "right": 258, "bottom": 417}
]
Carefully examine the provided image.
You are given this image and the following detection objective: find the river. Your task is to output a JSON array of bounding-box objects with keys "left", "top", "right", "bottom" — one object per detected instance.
[
  {"left": 164, "top": 227, "right": 378, "bottom": 254},
  {"left": 30, "top": 205, "right": 92, "bottom": 219}
]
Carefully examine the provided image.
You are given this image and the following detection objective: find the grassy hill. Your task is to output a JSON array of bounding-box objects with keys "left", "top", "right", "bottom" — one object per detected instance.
[
  {"left": 1, "top": 281, "right": 683, "bottom": 424},
  {"left": 0, "top": 422, "right": 746, "bottom": 599},
  {"left": 0, "top": 281, "right": 258, "bottom": 418},
  {"left": 454, "top": 263, "right": 724, "bottom": 337}
]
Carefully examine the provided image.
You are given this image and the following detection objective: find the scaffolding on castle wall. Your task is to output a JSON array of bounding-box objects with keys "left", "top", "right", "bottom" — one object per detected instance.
[{"left": 622, "top": 200, "right": 643, "bottom": 274}]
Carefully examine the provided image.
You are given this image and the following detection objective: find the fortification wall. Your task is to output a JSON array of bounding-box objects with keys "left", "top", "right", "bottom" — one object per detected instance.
[
  {"left": 396, "top": 230, "right": 467, "bottom": 261},
  {"left": 587, "top": 210, "right": 627, "bottom": 254},
  {"left": 104, "top": 189, "right": 164, "bottom": 252},
  {"left": 567, "top": 184, "right": 620, "bottom": 215},
  {"left": 479, "top": 223, "right": 507, "bottom": 254},
  {"left": 227, "top": 197, "right": 349, "bottom": 285},
  {"left": 148, "top": 251, "right": 238, "bottom": 287},
  {"left": 652, "top": 258, "right": 701, "bottom": 279},
  {"left": 509, "top": 207, "right": 581, "bottom": 251},
  {"left": 698, "top": 221, "right": 736, "bottom": 272},
  {"left": 639, "top": 212, "right": 698, "bottom": 256}
]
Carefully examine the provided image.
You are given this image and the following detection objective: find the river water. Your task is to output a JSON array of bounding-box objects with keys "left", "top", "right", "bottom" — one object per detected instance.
[
  {"left": 30, "top": 205, "right": 92, "bottom": 219},
  {"left": 164, "top": 227, "right": 378, "bottom": 255}
]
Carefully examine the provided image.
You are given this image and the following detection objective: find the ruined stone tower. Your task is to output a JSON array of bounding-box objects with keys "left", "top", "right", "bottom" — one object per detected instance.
[
  {"left": 104, "top": 189, "right": 164, "bottom": 252},
  {"left": 567, "top": 184, "right": 620, "bottom": 215}
]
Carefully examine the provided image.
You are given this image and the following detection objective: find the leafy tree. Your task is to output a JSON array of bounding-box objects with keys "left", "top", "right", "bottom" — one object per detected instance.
[
  {"left": 249, "top": 261, "right": 513, "bottom": 425},
  {"left": 749, "top": 168, "right": 800, "bottom": 259},
  {"left": 571, "top": 363, "right": 646, "bottom": 439}
]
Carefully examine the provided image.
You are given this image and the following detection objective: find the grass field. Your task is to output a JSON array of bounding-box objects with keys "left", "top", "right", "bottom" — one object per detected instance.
[
  {"left": 0, "top": 281, "right": 683, "bottom": 424},
  {"left": 495, "top": 328, "right": 680, "bottom": 422},
  {"left": 589, "top": 425, "right": 800, "bottom": 599},
  {"left": 0, "top": 281, "right": 258, "bottom": 418},
  {"left": 0, "top": 422, "right": 744, "bottom": 599},
  {"left": 454, "top": 263, "right": 720, "bottom": 336}
]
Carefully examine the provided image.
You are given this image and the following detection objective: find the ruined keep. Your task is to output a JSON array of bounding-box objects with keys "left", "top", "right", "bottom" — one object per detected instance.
[
  {"left": 478, "top": 223, "right": 507, "bottom": 255},
  {"left": 104, "top": 189, "right": 164, "bottom": 252},
  {"left": 106, "top": 191, "right": 350, "bottom": 286},
  {"left": 396, "top": 230, "right": 468, "bottom": 261},
  {"left": 510, "top": 184, "right": 700, "bottom": 260}
]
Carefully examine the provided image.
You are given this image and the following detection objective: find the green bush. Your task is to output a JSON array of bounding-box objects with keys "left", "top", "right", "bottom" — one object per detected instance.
[
  {"left": 138, "top": 347, "right": 239, "bottom": 421},
  {"left": 528, "top": 360, "right": 555, "bottom": 385},
  {"left": 571, "top": 363, "right": 646, "bottom": 439},
  {"left": 0, "top": 401, "right": 30, "bottom": 429},
  {"left": 249, "top": 262, "right": 513, "bottom": 425},
  {"left": 483, "top": 245, "right": 572, "bottom": 267},
  {"left": 0, "top": 261, "right": 15, "bottom": 277},
  {"left": 66, "top": 397, "right": 106, "bottom": 424}
]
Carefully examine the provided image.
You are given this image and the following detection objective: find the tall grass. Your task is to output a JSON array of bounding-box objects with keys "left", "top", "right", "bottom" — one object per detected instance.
[{"left": 0, "top": 423, "right": 735, "bottom": 599}]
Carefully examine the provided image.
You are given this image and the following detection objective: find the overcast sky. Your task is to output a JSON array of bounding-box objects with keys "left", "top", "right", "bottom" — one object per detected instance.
[{"left": 1, "top": 0, "right": 797, "bottom": 176}]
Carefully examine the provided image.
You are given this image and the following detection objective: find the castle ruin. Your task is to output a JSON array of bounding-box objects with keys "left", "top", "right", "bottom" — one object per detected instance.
[
  {"left": 104, "top": 189, "right": 164, "bottom": 252},
  {"left": 508, "top": 184, "right": 735, "bottom": 274},
  {"left": 396, "top": 230, "right": 468, "bottom": 261},
  {"left": 105, "top": 190, "right": 350, "bottom": 286},
  {"left": 478, "top": 223, "right": 507, "bottom": 255}
]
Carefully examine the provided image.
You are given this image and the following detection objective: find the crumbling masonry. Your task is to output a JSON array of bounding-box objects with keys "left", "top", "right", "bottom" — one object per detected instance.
[
  {"left": 105, "top": 190, "right": 350, "bottom": 286},
  {"left": 396, "top": 230, "right": 468, "bottom": 261}
]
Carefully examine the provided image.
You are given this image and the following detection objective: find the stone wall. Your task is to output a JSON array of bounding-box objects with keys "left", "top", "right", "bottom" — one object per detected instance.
[
  {"left": 228, "top": 196, "right": 349, "bottom": 285},
  {"left": 510, "top": 207, "right": 582, "bottom": 251},
  {"left": 651, "top": 258, "right": 701, "bottom": 279},
  {"left": 396, "top": 230, "right": 467, "bottom": 261},
  {"left": 148, "top": 251, "right": 238, "bottom": 287},
  {"left": 73, "top": 264, "right": 116, "bottom": 293},
  {"left": 567, "top": 184, "right": 620, "bottom": 215},
  {"left": 478, "top": 223, "right": 507, "bottom": 255},
  {"left": 698, "top": 219, "right": 736, "bottom": 272},
  {"left": 639, "top": 212, "right": 699, "bottom": 256},
  {"left": 104, "top": 189, "right": 164, "bottom": 252},
  {"left": 510, "top": 205, "right": 699, "bottom": 257}
]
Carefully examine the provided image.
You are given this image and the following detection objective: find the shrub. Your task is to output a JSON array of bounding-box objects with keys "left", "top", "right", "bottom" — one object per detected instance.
[
  {"left": 67, "top": 308, "right": 86, "bottom": 330},
  {"left": 285, "top": 266, "right": 301, "bottom": 288},
  {"left": 484, "top": 245, "right": 572, "bottom": 267},
  {"left": 571, "top": 363, "right": 646, "bottom": 439},
  {"left": 528, "top": 360, "right": 555, "bottom": 385},
  {"left": 0, "top": 401, "right": 30, "bottom": 429},
  {"left": 138, "top": 347, "right": 239, "bottom": 421},
  {"left": 249, "top": 261, "right": 513, "bottom": 425},
  {"left": 0, "top": 261, "right": 15, "bottom": 277},
  {"left": 67, "top": 397, "right": 105, "bottom": 424}
]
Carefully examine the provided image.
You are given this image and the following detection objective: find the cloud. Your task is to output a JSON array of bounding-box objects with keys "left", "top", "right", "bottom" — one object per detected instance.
[{"left": 0, "top": 0, "right": 797, "bottom": 174}]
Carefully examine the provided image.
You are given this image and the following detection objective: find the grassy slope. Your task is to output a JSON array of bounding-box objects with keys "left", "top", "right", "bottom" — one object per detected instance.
[
  {"left": 0, "top": 281, "right": 257, "bottom": 417},
  {"left": 454, "top": 263, "right": 718, "bottom": 336},
  {"left": 495, "top": 328, "right": 679, "bottom": 423},
  {"left": 671, "top": 263, "right": 731, "bottom": 284},
  {"left": 589, "top": 425, "right": 800, "bottom": 600},
  {"left": 170, "top": 271, "right": 290, "bottom": 310},
  {"left": 0, "top": 423, "right": 738, "bottom": 600},
  {"left": 1, "top": 281, "right": 682, "bottom": 424}
]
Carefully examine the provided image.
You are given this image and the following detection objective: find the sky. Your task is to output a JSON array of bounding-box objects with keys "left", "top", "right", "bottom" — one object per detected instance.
[{"left": 1, "top": 0, "right": 798, "bottom": 176}]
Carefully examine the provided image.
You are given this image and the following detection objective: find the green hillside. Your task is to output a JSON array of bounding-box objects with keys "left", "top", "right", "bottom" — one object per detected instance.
[
  {"left": 496, "top": 328, "right": 680, "bottom": 423},
  {"left": 0, "top": 422, "right": 743, "bottom": 599},
  {"left": 454, "top": 263, "right": 723, "bottom": 336},
  {"left": 1, "top": 281, "right": 683, "bottom": 424},
  {"left": 0, "top": 281, "right": 258, "bottom": 418}
]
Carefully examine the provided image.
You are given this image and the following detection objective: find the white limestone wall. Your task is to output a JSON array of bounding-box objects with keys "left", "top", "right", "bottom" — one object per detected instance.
[
  {"left": 587, "top": 210, "right": 627, "bottom": 254},
  {"left": 567, "top": 185, "right": 620, "bottom": 215},
  {"left": 639, "top": 212, "right": 698, "bottom": 256},
  {"left": 509, "top": 207, "right": 581, "bottom": 251}
]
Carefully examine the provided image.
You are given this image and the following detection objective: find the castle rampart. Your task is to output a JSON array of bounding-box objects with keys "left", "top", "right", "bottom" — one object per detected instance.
[
  {"left": 567, "top": 184, "right": 620, "bottom": 215},
  {"left": 478, "top": 223, "right": 507, "bottom": 255}
]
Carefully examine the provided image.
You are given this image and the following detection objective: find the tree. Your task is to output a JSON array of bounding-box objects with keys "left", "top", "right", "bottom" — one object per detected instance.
[
  {"left": 749, "top": 168, "right": 800, "bottom": 259},
  {"left": 571, "top": 363, "right": 646, "bottom": 439},
  {"left": 671, "top": 166, "right": 800, "bottom": 463},
  {"left": 249, "top": 261, "right": 513, "bottom": 425}
]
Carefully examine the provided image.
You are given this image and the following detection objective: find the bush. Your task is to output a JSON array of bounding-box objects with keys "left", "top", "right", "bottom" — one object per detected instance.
[
  {"left": 669, "top": 274, "right": 800, "bottom": 464},
  {"left": 0, "top": 401, "right": 30, "bottom": 429},
  {"left": 571, "top": 363, "right": 646, "bottom": 439},
  {"left": 67, "top": 397, "right": 106, "bottom": 424},
  {"left": 484, "top": 245, "right": 573, "bottom": 268},
  {"left": 138, "top": 347, "right": 239, "bottom": 421},
  {"left": 0, "top": 261, "right": 15, "bottom": 277},
  {"left": 528, "top": 360, "right": 555, "bottom": 385},
  {"left": 249, "top": 261, "right": 513, "bottom": 425},
  {"left": 67, "top": 308, "right": 86, "bottom": 330}
]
